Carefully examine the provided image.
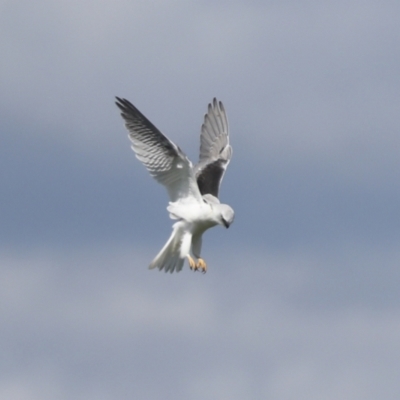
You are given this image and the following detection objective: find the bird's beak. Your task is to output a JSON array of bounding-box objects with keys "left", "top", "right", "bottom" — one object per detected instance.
[{"left": 223, "top": 220, "right": 230, "bottom": 229}]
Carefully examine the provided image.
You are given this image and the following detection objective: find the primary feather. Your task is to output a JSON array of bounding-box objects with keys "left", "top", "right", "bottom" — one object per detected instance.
[
  {"left": 195, "top": 98, "right": 232, "bottom": 198},
  {"left": 115, "top": 97, "right": 201, "bottom": 202}
]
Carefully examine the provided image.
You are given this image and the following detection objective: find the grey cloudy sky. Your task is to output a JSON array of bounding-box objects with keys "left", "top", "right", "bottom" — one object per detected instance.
[{"left": 1, "top": 1, "right": 400, "bottom": 399}]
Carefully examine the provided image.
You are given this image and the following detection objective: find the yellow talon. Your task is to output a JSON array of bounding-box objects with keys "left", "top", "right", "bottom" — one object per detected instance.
[
  {"left": 196, "top": 258, "right": 207, "bottom": 274},
  {"left": 187, "top": 255, "right": 197, "bottom": 270}
]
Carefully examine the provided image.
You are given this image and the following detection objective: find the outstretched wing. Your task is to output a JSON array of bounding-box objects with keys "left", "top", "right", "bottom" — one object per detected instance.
[
  {"left": 195, "top": 98, "right": 232, "bottom": 198},
  {"left": 116, "top": 97, "right": 202, "bottom": 202}
]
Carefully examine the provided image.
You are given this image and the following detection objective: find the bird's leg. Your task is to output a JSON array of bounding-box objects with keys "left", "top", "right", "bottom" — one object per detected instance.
[
  {"left": 196, "top": 258, "right": 207, "bottom": 274},
  {"left": 187, "top": 255, "right": 197, "bottom": 271}
]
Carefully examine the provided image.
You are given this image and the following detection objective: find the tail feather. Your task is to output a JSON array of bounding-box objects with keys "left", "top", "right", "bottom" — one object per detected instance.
[
  {"left": 164, "top": 253, "right": 182, "bottom": 273},
  {"left": 149, "top": 222, "right": 186, "bottom": 273}
]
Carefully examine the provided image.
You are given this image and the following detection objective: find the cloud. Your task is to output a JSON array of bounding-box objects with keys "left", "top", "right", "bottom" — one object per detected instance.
[
  {"left": 2, "top": 0, "right": 399, "bottom": 236},
  {"left": 3, "top": 0, "right": 400, "bottom": 198},
  {"left": 3, "top": 0, "right": 400, "bottom": 161},
  {"left": 1, "top": 242, "right": 400, "bottom": 399}
]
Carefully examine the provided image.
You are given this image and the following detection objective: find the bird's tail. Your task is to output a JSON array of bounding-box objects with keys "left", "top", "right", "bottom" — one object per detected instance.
[{"left": 148, "top": 222, "right": 187, "bottom": 273}]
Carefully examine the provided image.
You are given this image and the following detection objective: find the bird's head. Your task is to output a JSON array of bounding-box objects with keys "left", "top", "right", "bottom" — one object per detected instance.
[{"left": 219, "top": 204, "right": 235, "bottom": 228}]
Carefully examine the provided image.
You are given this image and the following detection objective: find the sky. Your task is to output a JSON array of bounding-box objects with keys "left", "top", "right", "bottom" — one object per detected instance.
[{"left": 1, "top": 0, "right": 400, "bottom": 399}]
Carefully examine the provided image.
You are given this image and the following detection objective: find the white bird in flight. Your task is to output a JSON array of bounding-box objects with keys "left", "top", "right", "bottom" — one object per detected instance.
[{"left": 115, "top": 97, "right": 234, "bottom": 273}]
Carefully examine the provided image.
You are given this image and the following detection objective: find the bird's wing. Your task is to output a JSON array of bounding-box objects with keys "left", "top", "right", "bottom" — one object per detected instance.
[
  {"left": 116, "top": 97, "right": 202, "bottom": 202},
  {"left": 195, "top": 98, "right": 232, "bottom": 198}
]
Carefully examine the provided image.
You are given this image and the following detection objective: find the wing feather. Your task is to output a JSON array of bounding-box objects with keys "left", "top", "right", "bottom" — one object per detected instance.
[
  {"left": 195, "top": 98, "right": 232, "bottom": 198},
  {"left": 116, "top": 97, "right": 201, "bottom": 202}
]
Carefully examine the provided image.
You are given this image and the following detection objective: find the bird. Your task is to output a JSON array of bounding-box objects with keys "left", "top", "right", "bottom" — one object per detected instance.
[{"left": 115, "top": 97, "right": 234, "bottom": 273}]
